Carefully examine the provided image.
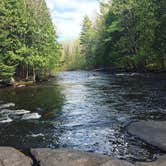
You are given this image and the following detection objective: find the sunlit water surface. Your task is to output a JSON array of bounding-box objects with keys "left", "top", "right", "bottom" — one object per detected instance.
[{"left": 0, "top": 71, "right": 166, "bottom": 162}]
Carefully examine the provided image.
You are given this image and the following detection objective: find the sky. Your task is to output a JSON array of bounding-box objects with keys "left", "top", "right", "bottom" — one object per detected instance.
[{"left": 45, "top": 0, "right": 100, "bottom": 41}]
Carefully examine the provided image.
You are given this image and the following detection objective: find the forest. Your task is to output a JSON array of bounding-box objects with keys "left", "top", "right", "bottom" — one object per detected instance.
[
  {"left": 0, "top": 0, "right": 166, "bottom": 85},
  {"left": 0, "top": 1, "right": 166, "bottom": 165},
  {"left": 0, "top": 0, "right": 60, "bottom": 85},
  {"left": 63, "top": 0, "right": 166, "bottom": 72}
]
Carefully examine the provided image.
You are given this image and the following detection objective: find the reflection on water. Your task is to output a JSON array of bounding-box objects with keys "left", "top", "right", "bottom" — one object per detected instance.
[{"left": 0, "top": 71, "right": 166, "bottom": 161}]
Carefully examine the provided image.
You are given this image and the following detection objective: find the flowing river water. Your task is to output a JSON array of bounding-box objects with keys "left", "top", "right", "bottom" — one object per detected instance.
[{"left": 0, "top": 71, "right": 166, "bottom": 162}]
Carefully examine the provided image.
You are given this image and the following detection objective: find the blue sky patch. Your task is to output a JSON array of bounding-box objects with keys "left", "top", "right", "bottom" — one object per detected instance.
[{"left": 45, "top": 0, "right": 100, "bottom": 41}]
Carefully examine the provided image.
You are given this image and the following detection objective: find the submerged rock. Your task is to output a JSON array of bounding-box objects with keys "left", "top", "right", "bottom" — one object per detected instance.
[
  {"left": 0, "top": 103, "right": 15, "bottom": 109},
  {"left": 0, "top": 109, "right": 30, "bottom": 115},
  {"left": 0, "top": 117, "right": 13, "bottom": 123},
  {"left": 14, "top": 109, "right": 31, "bottom": 115},
  {"left": 127, "top": 120, "right": 166, "bottom": 152},
  {"left": 22, "top": 113, "right": 41, "bottom": 120},
  {"left": 0, "top": 109, "right": 39, "bottom": 123},
  {"left": 0, "top": 147, "right": 32, "bottom": 166},
  {"left": 31, "top": 148, "right": 134, "bottom": 166}
]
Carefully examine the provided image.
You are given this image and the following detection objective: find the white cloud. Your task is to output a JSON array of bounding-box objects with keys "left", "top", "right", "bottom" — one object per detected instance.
[{"left": 45, "top": 0, "right": 100, "bottom": 41}]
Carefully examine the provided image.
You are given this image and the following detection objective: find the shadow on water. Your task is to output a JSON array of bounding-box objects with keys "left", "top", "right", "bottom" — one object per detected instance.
[
  {"left": 0, "top": 71, "right": 166, "bottom": 162},
  {"left": 0, "top": 83, "right": 65, "bottom": 149}
]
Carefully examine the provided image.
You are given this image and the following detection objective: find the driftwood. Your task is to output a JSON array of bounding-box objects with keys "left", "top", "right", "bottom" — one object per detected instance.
[
  {"left": 0, "top": 80, "right": 34, "bottom": 88},
  {"left": 13, "top": 81, "right": 34, "bottom": 88}
]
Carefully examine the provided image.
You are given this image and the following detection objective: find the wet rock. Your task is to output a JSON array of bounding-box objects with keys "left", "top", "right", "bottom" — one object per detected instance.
[
  {"left": 127, "top": 121, "right": 166, "bottom": 151},
  {"left": 22, "top": 112, "right": 41, "bottom": 120},
  {"left": 0, "top": 103, "right": 15, "bottom": 109},
  {"left": 0, "top": 109, "right": 30, "bottom": 115},
  {"left": 0, "top": 117, "right": 13, "bottom": 123},
  {"left": 0, "top": 147, "right": 32, "bottom": 166},
  {"left": 136, "top": 155, "right": 166, "bottom": 166},
  {"left": 31, "top": 148, "right": 134, "bottom": 166}
]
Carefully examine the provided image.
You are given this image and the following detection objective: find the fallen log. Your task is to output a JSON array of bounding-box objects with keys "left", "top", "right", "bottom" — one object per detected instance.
[{"left": 13, "top": 81, "right": 34, "bottom": 88}]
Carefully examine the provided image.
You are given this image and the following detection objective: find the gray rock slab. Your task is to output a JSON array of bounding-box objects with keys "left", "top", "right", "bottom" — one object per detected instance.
[
  {"left": 0, "top": 147, "right": 32, "bottom": 166},
  {"left": 31, "top": 148, "right": 134, "bottom": 166},
  {"left": 127, "top": 121, "right": 166, "bottom": 151}
]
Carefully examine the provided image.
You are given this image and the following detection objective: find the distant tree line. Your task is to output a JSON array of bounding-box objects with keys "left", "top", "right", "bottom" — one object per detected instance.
[
  {"left": 0, "top": 0, "right": 60, "bottom": 84},
  {"left": 80, "top": 0, "right": 166, "bottom": 72},
  {"left": 60, "top": 39, "right": 85, "bottom": 70}
]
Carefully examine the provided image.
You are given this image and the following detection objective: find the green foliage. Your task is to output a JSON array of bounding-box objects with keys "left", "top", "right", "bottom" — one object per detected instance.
[
  {"left": 61, "top": 39, "right": 85, "bottom": 70},
  {"left": 0, "top": 0, "right": 60, "bottom": 83},
  {"left": 80, "top": 16, "right": 97, "bottom": 69},
  {"left": 79, "top": 0, "right": 166, "bottom": 71},
  {"left": 0, "top": 61, "right": 15, "bottom": 83}
]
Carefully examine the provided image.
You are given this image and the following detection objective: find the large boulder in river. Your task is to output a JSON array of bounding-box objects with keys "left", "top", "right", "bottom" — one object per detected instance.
[
  {"left": 127, "top": 120, "right": 166, "bottom": 151},
  {"left": 0, "top": 147, "right": 32, "bottom": 166},
  {"left": 31, "top": 148, "right": 134, "bottom": 166}
]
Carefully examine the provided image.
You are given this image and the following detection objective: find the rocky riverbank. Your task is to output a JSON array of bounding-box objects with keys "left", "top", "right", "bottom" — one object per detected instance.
[
  {"left": 1, "top": 120, "right": 166, "bottom": 166},
  {"left": 0, "top": 147, "right": 32, "bottom": 166},
  {"left": 0, "top": 147, "right": 165, "bottom": 166},
  {"left": 127, "top": 121, "right": 166, "bottom": 152},
  {"left": 0, "top": 75, "right": 56, "bottom": 88}
]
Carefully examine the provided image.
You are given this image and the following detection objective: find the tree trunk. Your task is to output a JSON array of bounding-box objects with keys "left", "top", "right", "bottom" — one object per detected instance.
[
  {"left": 26, "top": 65, "right": 29, "bottom": 81},
  {"left": 33, "top": 66, "right": 36, "bottom": 82},
  {"left": 160, "top": 57, "right": 165, "bottom": 71}
]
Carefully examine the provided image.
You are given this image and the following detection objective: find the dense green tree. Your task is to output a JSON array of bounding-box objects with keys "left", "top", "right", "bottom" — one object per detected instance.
[
  {"left": 61, "top": 39, "right": 85, "bottom": 70},
  {"left": 0, "top": 0, "right": 60, "bottom": 84},
  {"left": 80, "top": 16, "right": 96, "bottom": 68},
  {"left": 153, "top": 0, "right": 166, "bottom": 70},
  {"left": 0, "top": 0, "right": 25, "bottom": 82},
  {"left": 79, "top": 0, "right": 166, "bottom": 72}
]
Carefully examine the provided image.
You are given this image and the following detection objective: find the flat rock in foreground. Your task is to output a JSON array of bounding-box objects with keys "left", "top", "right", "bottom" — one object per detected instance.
[
  {"left": 127, "top": 120, "right": 166, "bottom": 152},
  {"left": 31, "top": 148, "right": 134, "bottom": 166},
  {"left": 0, "top": 147, "right": 32, "bottom": 166}
]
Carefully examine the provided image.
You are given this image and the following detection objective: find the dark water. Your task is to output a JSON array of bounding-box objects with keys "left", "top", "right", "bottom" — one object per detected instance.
[{"left": 0, "top": 71, "right": 166, "bottom": 162}]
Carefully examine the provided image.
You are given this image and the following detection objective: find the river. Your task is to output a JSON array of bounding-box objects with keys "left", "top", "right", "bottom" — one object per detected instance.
[{"left": 0, "top": 71, "right": 166, "bottom": 162}]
